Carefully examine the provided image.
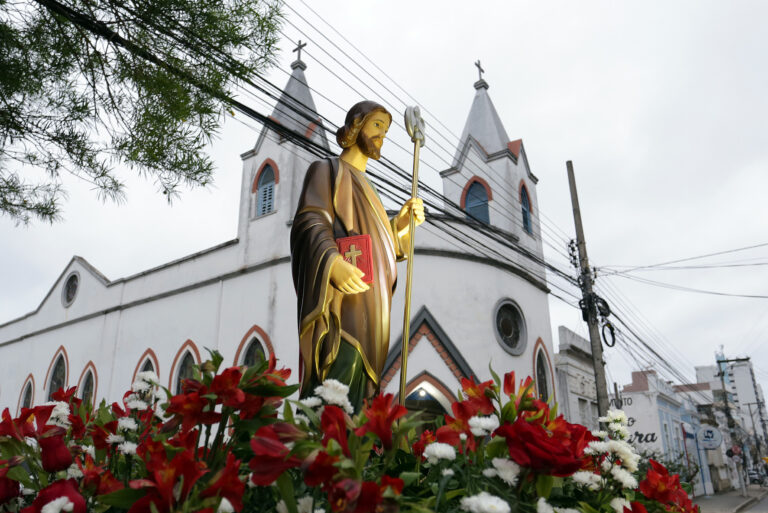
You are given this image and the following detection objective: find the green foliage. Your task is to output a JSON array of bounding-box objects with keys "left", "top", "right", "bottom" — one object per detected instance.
[{"left": 0, "top": 0, "right": 282, "bottom": 223}]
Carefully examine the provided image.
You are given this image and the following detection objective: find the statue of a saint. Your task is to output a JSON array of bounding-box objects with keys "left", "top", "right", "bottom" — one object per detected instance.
[{"left": 290, "top": 101, "right": 424, "bottom": 411}]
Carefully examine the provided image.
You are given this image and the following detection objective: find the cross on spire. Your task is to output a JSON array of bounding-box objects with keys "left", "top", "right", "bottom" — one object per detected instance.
[
  {"left": 474, "top": 60, "right": 484, "bottom": 81},
  {"left": 293, "top": 40, "right": 307, "bottom": 61}
]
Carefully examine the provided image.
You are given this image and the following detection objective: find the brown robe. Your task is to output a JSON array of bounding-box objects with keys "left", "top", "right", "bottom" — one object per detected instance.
[{"left": 290, "top": 157, "right": 404, "bottom": 394}]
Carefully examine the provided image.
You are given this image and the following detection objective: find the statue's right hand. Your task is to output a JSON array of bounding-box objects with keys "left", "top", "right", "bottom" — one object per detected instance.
[{"left": 330, "top": 254, "right": 370, "bottom": 294}]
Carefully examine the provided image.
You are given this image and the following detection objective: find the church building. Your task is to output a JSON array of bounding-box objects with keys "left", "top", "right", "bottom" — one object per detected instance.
[{"left": 0, "top": 55, "right": 556, "bottom": 417}]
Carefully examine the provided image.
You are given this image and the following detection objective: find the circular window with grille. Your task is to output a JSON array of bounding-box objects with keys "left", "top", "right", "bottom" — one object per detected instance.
[
  {"left": 62, "top": 272, "right": 80, "bottom": 307},
  {"left": 493, "top": 299, "right": 527, "bottom": 355}
]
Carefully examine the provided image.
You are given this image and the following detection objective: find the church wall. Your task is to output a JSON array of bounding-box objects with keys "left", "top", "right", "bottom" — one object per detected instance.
[
  {"left": 389, "top": 253, "right": 555, "bottom": 389},
  {"left": 381, "top": 333, "right": 462, "bottom": 399}
]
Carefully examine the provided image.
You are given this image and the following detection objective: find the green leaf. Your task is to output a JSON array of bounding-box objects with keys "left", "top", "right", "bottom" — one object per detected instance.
[
  {"left": 536, "top": 474, "right": 554, "bottom": 498},
  {"left": 276, "top": 473, "right": 299, "bottom": 513},
  {"left": 98, "top": 487, "right": 147, "bottom": 507},
  {"left": 6, "top": 466, "right": 34, "bottom": 488},
  {"left": 489, "top": 363, "right": 502, "bottom": 388},
  {"left": 578, "top": 501, "right": 601, "bottom": 513},
  {"left": 400, "top": 472, "right": 420, "bottom": 486}
]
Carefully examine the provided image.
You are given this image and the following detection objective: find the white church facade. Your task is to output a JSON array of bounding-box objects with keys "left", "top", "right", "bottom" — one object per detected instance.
[{"left": 0, "top": 57, "right": 556, "bottom": 416}]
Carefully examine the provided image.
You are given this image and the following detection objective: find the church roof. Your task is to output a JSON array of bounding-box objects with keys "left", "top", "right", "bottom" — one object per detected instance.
[
  {"left": 271, "top": 58, "right": 329, "bottom": 150},
  {"left": 452, "top": 78, "right": 513, "bottom": 167}
]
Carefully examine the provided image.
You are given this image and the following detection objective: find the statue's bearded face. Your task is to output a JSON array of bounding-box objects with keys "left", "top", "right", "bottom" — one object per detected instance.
[{"left": 357, "top": 112, "right": 390, "bottom": 160}]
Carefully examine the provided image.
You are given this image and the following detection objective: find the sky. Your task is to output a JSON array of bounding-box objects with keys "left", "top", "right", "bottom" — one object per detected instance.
[{"left": 2, "top": 0, "right": 768, "bottom": 398}]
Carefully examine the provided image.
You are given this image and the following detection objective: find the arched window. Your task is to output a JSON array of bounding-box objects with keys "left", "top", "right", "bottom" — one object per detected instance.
[
  {"left": 79, "top": 371, "right": 95, "bottom": 407},
  {"left": 174, "top": 352, "right": 196, "bottom": 394},
  {"left": 465, "top": 182, "right": 489, "bottom": 224},
  {"left": 48, "top": 355, "right": 66, "bottom": 401},
  {"left": 255, "top": 165, "right": 275, "bottom": 216},
  {"left": 242, "top": 338, "right": 266, "bottom": 367},
  {"left": 21, "top": 381, "right": 33, "bottom": 410},
  {"left": 521, "top": 186, "right": 533, "bottom": 234},
  {"left": 140, "top": 359, "right": 155, "bottom": 374},
  {"left": 535, "top": 349, "right": 550, "bottom": 401}
]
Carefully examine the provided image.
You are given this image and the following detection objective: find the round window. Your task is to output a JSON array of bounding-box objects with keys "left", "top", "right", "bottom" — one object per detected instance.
[
  {"left": 493, "top": 300, "right": 526, "bottom": 355},
  {"left": 62, "top": 272, "right": 79, "bottom": 307}
]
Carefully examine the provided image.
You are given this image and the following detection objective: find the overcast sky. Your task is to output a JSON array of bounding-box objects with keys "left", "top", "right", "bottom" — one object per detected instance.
[{"left": 3, "top": 0, "right": 768, "bottom": 397}]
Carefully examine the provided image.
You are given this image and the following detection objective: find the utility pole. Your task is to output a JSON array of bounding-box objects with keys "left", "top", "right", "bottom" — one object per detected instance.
[
  {"left": 717, "top": 356, "right": 748, "bottom": 496},
  {"left": 748, "top": 364, "right": 768, "bottom": 451},
  {"left": 566, "top": 160, "right": 609, "bottom": 417},
  {"left": 746, "top": 402, "right": 762, "bottom": 463}
]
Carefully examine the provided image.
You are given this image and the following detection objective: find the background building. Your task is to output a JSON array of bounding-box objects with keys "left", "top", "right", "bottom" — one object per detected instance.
[{"left": 554, "top": 326, "right": 598, "bottom": 430}]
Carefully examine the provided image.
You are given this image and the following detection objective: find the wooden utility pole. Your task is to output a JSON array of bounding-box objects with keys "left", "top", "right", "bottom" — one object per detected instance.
[
  {"left": 717, "top": 357, "right": 748, "bottom": 497},
  {"left": 566, "top": 161, "right": 609, "bottom": 417}
]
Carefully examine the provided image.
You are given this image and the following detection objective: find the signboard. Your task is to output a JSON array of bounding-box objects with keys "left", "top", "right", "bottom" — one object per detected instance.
[{"left": 696, "top": 426, "right": 723, "bottom": 450}]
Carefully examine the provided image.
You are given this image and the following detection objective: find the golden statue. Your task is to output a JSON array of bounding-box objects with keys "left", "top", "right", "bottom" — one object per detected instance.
[{"left": 290, "top": 101, "right": 424, "bottom": 410}]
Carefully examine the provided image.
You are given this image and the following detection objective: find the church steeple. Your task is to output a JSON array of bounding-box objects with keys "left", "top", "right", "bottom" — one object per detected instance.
[
  {"left": 450, "top": 63, "right": 518, "bottom": 169},
  {"left": 270, "top": 42, "right": 329, "bottom": 150}
]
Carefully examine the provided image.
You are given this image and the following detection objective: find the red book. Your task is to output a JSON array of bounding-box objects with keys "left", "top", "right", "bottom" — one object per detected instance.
[{"left": 336, "top": 234, "right": 373, "bottom": 284}]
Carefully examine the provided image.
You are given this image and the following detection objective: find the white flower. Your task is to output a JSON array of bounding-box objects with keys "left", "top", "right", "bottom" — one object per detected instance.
[
  {"left": 460, "top": 492, "right": 511, "bottom": 513},
  {"left": 46, "top": 401, "right": 71, "bottom": 428},
  {"left": 300, "top": 396, "right": 322, "bottom": 409},
  {"left": 217, "top": 497, "right": 234, "bottom": 513},
  {"left": 118, "top": 417, "right": 138, "bottom": 432},
  {"left": 585, "top": 441, "right": 609, "bottom": 455},
  {"left": 460, "top": 433, "right": 468, "bottom": 441},
  {"left": 118, "top": 441, "right": 138, "bottom": 455},
  {"left": 555, "top": 508, "right": 581, "bottom": 513},
  {"left": 610, "top": 498, "right": 630, "bottom": 513},
  {"left": 591, "top": 430, "right": 608, "bottom": 439},
  {"left": 131, "top": 381, "right": 151, "bottom": 393},
  {"left": 126, "top": 399, "right": 148, "bottom": 410},
  {"left": 423, "top": 442, "right": 456, "bottom": 465},
  {"left": 482, "top": 468, "right": 498, "bottom": 477},
  {"left": 82, "top": 445, "right": 96, "bottom": 458},
  {"left": 41, "top": 497, "right": 75, "bottom": 513},
  {"left": 136, "top": 370, "right": 160, "bottom": 385},
  {"left": 537, "top": 499, "right": 555, "bottom": 513},
  {"left": 491, "top": 458, "right": 520, "bottom": 486},
  {"left": 468, "top": 415, "right": 500, "bottom": 437},
  {"left": 20, "top": 484, "right": 36, "bottom": 495},
  {"left": 297, "top": 497, "right": 315, "bottom": 513},
  {"left": 314, "top": 379, "right": 354, "bottom": 415},
  {"left": 611, "top": 466, "right": 639, "bottom": 489},
  {"left": 571, "top": 471, "right": 602, "bottom": 491},
  {"left": 294, "top": 413, "right": 310, "bottom": 425},
  {"left": 442, "top": 468, "right": 455, "bottom": 477},
  {"left": 276, "top": 500, "right": 289, "bottom": 513},
  {"left": 67, "top": 463, "right": 83, "bottom": 479},
  {"left": 106, "top": 434, "right": 125, "bottom": 444}
]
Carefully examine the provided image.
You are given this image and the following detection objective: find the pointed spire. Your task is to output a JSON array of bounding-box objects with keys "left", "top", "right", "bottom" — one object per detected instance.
[
  {"left": 271, "top": 44, "right": 329, "bottom": 150},
  {"left": 452, "top": 63, "right": 510, "bottom": 167}
]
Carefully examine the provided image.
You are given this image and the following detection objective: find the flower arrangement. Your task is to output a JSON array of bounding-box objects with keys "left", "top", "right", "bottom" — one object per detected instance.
[{"left": 0, "top": 351, "right": 698, "bottom": 513}]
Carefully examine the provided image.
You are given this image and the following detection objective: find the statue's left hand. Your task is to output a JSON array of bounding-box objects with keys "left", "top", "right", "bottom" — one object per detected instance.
[{"left": 396, "top": 198, "right": 425, "bottom": 233}]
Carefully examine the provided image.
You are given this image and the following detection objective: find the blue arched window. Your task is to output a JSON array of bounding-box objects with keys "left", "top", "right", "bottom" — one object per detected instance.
[
  {"left": 256, "top": 165, "right": 275, "bottom": 216},
  {"left": 465, "top": 182, "right": 489, "bottom": 224},
  {"left": 521, "top": 186, "right": 533, "bottom": 234}
]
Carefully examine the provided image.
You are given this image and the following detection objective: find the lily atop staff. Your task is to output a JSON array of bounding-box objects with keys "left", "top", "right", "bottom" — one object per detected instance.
[{"left": 290, "top": 101, "right": 424, "bottom": 413}]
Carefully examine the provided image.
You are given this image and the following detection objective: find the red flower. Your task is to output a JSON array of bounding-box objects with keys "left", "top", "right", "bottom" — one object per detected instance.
[
  {"left": 380, "top": 475, "right": 404, "bottom": 495},
  {"left": 638, "top": 459, "right": 680, "bottom": 505},
  {"left": 0, "top": 461, "right": 21, "bottom": 505},
  {"left": 211, "top": 368, "right": 246, "bottom": 408},
  {"left": 201, "top": 454, "right": 245, "bottom": 512},
  {"left": 272, "top": 422, "right": 307, "bottom": 443},
  {"left": 129, "top": 449, "right": 206, "bottom": 513},
  {"left": 321, "top": 406, "right": 350, "bottom": 456},
  {"left": 503, "top": 371, "right": 516, "bottom": 396},
  {"left": 51, "top": 387, "right": 82, "bottom": 410},
  {"left": 436, "top": 401, "right": 476, "bottom": 452},
  {"left": 39, "top": 434, "right": 73, "bottom": 472},
  {"left": 77, "top": 455, "right": 123, "bottom": 495},
  {"left": 165, "top": 392, "right": 222, "bottom": 433},
  {"left": 352, "top": 481, "right": 381, "bottom": 513},
  {"left": 354, "top": 394, "right": 406, "bottom": 450},
  {"left": 412, "top": 430, "right": 436, "bottom": 459},
  {"left": 494, "top": 417, "right": 590, "bottom": 476},
  {"left": 624, "top": 502, "right": 649, "bottom": 513},
  {"left": 460, "top": 378, "right": 495, "bottom": 415},
  {"left": 249, "top": 426, "right": 301, "bottom": 486},
  {"left": 22, "top": 479, "right": 86, "bottom": 513},
  {"left": 89, "top": 420, "right": 118, "bottom": 451},
  {"left": 328, "top": 478, "right": 361, "bottom": 513},
  {"left": 304, "top": 451, "right": 339, "bottom": 488}
]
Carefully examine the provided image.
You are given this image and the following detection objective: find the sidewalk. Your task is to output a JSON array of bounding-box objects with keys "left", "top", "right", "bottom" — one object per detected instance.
[{"left": 694, "top": 485, "right": 768, "bottom": 513}]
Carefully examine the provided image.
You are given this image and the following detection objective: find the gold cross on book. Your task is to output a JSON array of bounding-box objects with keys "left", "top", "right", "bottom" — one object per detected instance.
[{"left": 345, "top": 244, "right": 362, "bottom": 266}]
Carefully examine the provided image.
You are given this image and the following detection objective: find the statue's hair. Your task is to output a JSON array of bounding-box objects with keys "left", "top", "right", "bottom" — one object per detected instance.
[{"left": 336, "top": 101, "right": 392, "bottom": 149}]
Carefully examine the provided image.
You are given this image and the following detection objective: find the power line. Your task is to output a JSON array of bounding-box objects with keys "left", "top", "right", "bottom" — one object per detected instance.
[{"left": 612, "top": 273, "right": 768, "bottom": 300}]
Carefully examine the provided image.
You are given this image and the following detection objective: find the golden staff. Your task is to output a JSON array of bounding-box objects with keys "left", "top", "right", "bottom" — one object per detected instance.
[{"left": 399, "top": 106, "right": 426, "bottom": 406}]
